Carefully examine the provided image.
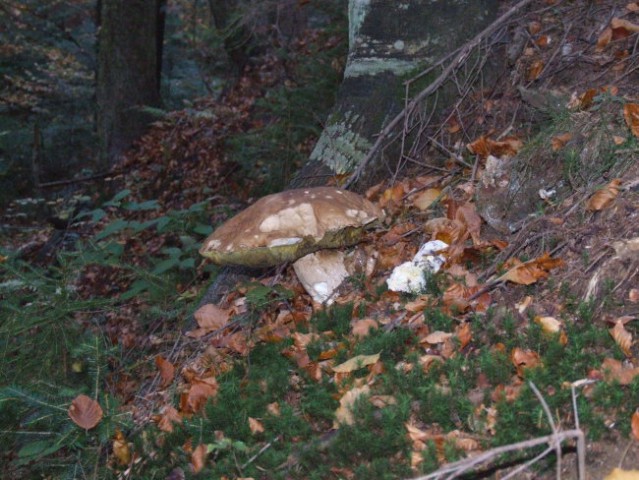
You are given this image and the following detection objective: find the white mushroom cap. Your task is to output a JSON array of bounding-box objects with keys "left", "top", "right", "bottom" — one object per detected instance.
[{"left": 199, "top": 187, "right": 383, "bottom": 268}]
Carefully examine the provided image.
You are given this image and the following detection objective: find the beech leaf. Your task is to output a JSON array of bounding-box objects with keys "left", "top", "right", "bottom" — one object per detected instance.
[
  {"left": 586, "top": 179, "right": 622, "bottom": 211},
  {"left": 68, "top": 394, "right": 103, "bottom": 430},
  {"left": 498, "top": 253, "right": 564, "bottom": 285}
]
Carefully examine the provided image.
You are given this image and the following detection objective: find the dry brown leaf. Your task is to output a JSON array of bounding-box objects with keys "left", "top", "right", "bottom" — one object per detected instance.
[
  {"left": 424, "top": 331, "right": 454, "bottom": 345},
  {"left": 596, "top": 27, "right": 612, "bottom": 51},
  {"left": 629, "top": 289, "right": 639, "bottom": 303},
  {"left": 68, "top": 394, "right": 103, "bottom": 430},
  {"left": 624, "top": 103, "right": 639, "bottom": 137},
  {"left": 628, "top": 3, "right": 639, "bottom": 12},
  {"left": 586, "top": 179, "right": 622, "bottom": 211},
  {"left": 113, "top": 429, "right": 131, "bottom": 466},
  {"left": 333, "top": 385, "right": 370, "bottom": 427},
  {"left": 604, "top": 468, "right": 639, "bottom": 480},
  {"left": 413, "top": 188, "right": 443, "bottom": 210},
  {"left": 424, "top": 217, "right": 467, "bottom": 245},
  {"left": 455, "top": 202, "right": 483, "bottom": 246},
  {"left": 612, "top": 17, "right": 639, "bottom": 33},
  {"left": 632, "top": 410, "right": 639, "bottom": 441},
  {"left": 351, "top": 318, "right": 379, "bottom": 338},
  {"left": 551, "top": 133, "right": 572, "bottom": 151},
  {"left": 248, "top": 417, "right": 265, "bottom": 435},
  {"left": 191, "top": 443, "right": 208, "bottom": 473},
  {"left": 535, "top": 35, "right": 550, "bottom": 47},
  {"left": 456, "top": 322, "right": 472, "bottom": 350},
  {"left": 600, "top": 358, "right": 639, "bottom": 385},
  {"left": 368, "top": 395, "right": 397, "bottom": 408},
  {"left": 155, "top": 355, "right": 175, "bottom": 388},
  {"left": 155, "top": 405, "right": 182, "bottom": 432},
  {"left": 610, "top": 319, "right": 634, "bottom": 357},
  {"left": 266, "top": 402, "right": 281, "bottom": 416},
  {"left": 181, "top": 376, "right": 218, "bottom": 414},
  {"left": 535, "top": 316, "right": 562, "bottom": 333},
  {"left": 187, "top": 303, "right": 231, "bottom": 338},
  {"left": 511, "top": 348, "right": 541, "bottom": 377},
  {"left": 499, "top": 253, "right": 564, "bottom": 285},
  {"left": 332, "top": 353, "right": 380, "bottom": 373},
  {"left": 528, "top": 60, "right": 544, "bottom": 81}
]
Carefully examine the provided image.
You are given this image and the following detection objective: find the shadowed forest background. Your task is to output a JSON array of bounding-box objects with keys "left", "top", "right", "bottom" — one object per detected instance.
[{"left": 2, "top": 1, "right": 639, "bottom": 479}]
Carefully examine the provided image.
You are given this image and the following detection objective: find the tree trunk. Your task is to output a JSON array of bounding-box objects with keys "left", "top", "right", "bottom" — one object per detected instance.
[
  {"left": 291, "top": 0, "right": 499, "bottom": 188},
  {"left": 96, "top": 0, "right": 164, "bottom": 167}
]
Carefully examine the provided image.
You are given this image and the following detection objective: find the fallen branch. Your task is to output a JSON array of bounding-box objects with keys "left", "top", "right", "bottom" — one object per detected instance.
[{"left": 407, "top": 380, "right": 588, "bottom": 480}]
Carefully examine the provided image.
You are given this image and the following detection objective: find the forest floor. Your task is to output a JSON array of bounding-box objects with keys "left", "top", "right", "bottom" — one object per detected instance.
[{"left": 2, "top": 0, "right": 639, "bottom": 479}]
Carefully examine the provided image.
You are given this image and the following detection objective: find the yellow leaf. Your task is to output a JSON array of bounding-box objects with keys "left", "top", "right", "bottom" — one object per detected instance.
[{"left": 332, "top": 353, "right": 380, "bottom": 373}]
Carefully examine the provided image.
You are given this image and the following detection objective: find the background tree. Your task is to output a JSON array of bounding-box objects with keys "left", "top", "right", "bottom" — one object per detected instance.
[{"left": 96, "top": 0, "right": 166, "bottom": 167}]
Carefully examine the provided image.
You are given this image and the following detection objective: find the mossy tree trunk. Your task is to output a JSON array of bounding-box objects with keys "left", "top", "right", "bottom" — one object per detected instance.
[
  {"left": 96, "top": 0, "right": 165, "bottom": 167},
  {"left": 291, "top": 0, "right": 499, "bottom": 188}
]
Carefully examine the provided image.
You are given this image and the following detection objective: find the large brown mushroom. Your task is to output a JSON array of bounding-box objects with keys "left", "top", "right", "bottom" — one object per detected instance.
[{"left": 200, "top": 187, "right": 383, "bottom": 303}]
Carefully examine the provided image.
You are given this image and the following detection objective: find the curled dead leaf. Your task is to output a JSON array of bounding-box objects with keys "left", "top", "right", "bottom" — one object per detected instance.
[
  {"left": 333, "top": 385, "right": 370, "bottom": 427},
  {"left": 68, "top": 394, "right": 103, "bottom": 430},
  {"left": 499, "top": 253, "right": 564, "bottom": 285},
  {"left": 600, "top": 357, "right": 639, "bottom": 385}
]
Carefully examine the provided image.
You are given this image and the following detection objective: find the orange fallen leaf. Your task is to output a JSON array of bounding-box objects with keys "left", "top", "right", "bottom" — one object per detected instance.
[
  {"left": 498, "top": 253, "right": 564, "bottom": 285},
  {"left": 609, "top": 316, "right": 636, "bottom": 357},
  {"left": 155, "top": 355, "right": 175, "bottom": 388},
  {"left": 248, "top": 417, "right": 265, "bottom": 435},
  {"left": 528, "top": 60, "right": 544, "bottom": 81},
  {"left": 191, "top": 443, "right": 208, "bottom": 473},
  {"left": 586, "top": 179, "right": 622, "bottom": 211},
  {"left": 551, "top": 133, "right": 572, "bottom": 151},
  {"left": 511, "top": 348, "right": 541, "bottom": 377},
  {"left": 187, "top": 303, "right": 231, "bottom": 338},
  {"left": 596, "top": 27, "right": 612, "bottom": 51},
  {"left": 68, "top": 394, "right": 103, "bottom": 430},
  {"left": 624, "top": 103, "right": 639, "bottom": 137},
  {"left": 413, "top": 188, "right": 443, "bottom": 210},
  {"left": 155, "top": 405, "right": 183, "bottom": 432},
  {"left": 181, "top": 376, "right": 218, "bottom": 414},
  {"left": 632, "top": 410, "right": 639, "bottom": 441},
  {"left": 600, "top": 358, "right": 639, "bottom": 385}
]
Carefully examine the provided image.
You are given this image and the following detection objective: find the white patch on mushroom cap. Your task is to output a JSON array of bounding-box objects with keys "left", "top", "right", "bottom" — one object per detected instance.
[{"left": 259, "top": 202, "right": 319, "bottom": 237}]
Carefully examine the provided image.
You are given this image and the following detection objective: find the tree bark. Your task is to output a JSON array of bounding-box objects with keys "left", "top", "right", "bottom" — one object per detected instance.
[
  {"left": 96, "top": 0, "right": 164, "bottom": 167},
  {"left": 291, "top": 0, "right": 499, "bottom": 188}
]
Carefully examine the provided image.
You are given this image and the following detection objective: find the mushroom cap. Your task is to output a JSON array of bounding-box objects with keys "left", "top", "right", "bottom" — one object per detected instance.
[{"left": 200, "top": 187, "right": 383, "bottom": 268}]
